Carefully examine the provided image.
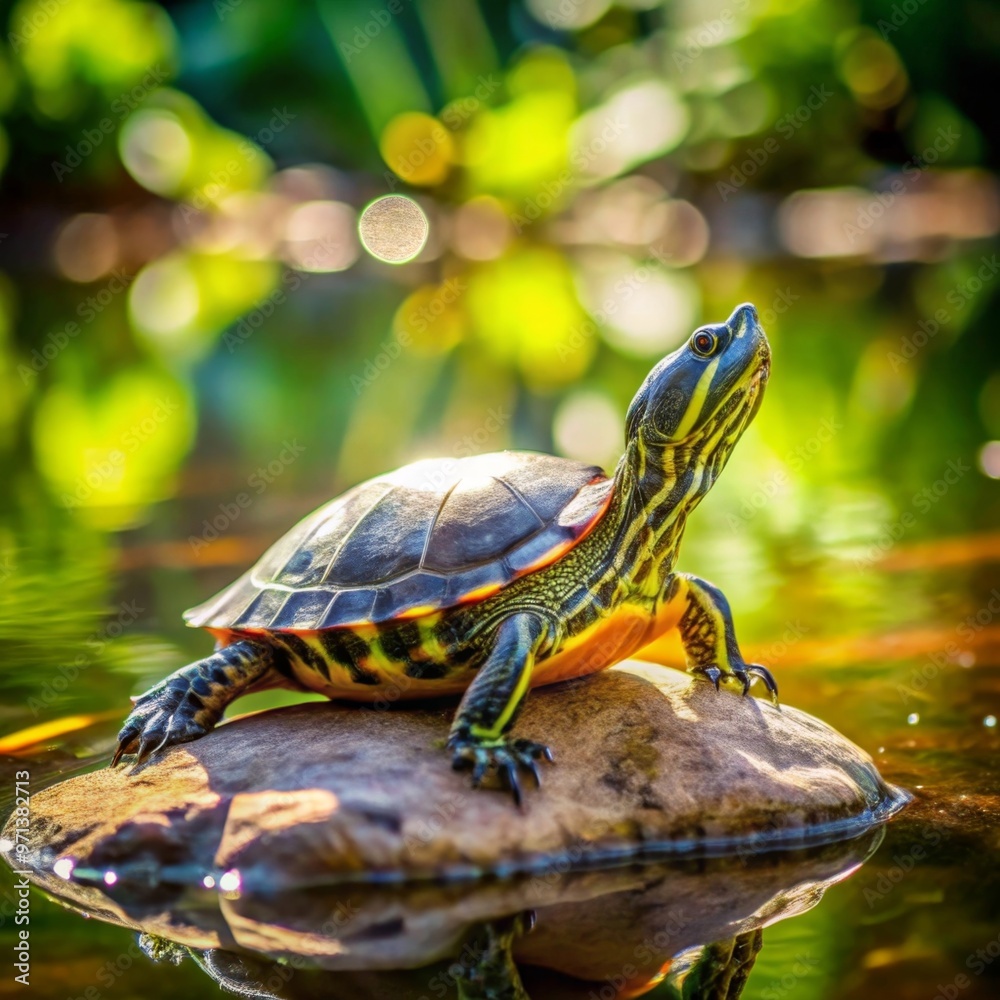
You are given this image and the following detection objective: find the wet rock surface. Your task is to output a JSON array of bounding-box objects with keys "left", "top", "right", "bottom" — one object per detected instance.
[{"left": 2, "top": 663, "right": 907, "bottom": 889}]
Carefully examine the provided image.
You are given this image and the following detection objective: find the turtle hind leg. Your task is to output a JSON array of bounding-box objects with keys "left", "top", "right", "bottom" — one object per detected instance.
[
  {"left": 112, "top": 639, "right": 275, "bottom": 767},
  {"left": 447, "top": 612, "right": 553, "bottom": 807}
]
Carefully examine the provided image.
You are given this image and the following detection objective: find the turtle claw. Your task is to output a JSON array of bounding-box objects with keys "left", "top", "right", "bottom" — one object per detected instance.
[
  {"left": 691, "top": 664, "right": 723, "bottom": 691},
  {"left": 746, "top": 663, "right": 780, "bottom": 707},
  {"left": 692, "top": 662, "right": 780, "bottom": 707},
  {"left": 524, "top": 756, "right": 542, "bottom": 787},
  {"left": 448, "top": 735, "right": 554, "bottom": 807},
  {"left": 735, "top": 669, "right": 752, "bottom": 697},
  {"left": 114, "top": 684, "right": 216, "bottom": 768}
]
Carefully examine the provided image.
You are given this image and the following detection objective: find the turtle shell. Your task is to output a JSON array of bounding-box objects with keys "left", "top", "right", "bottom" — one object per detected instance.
[{"left": 184, "top": 451, "right": 614, "bottom": 631}]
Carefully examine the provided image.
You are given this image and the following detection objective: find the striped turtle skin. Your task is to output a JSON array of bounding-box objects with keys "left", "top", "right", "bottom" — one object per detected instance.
[{"left": 184, "top": 451, "right": 614, "bottom": 631}]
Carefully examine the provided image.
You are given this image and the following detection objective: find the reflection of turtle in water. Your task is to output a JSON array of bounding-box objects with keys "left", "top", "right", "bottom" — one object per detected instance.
[
  {"left": 137, "top": 921, "right": 763, "bottom": 1000},
  {"left": 115, "top": 304, "right": 776, "bottom": 803}
]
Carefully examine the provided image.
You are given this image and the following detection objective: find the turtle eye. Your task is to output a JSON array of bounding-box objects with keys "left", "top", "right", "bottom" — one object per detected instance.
[{"left": 692, "top": 330, "right": 718, "bottom": 357}]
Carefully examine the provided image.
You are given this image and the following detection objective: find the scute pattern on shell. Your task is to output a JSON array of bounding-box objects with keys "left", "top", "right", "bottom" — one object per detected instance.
[{"left": 184, "top": 452, "right": 613, "bottom": 631}]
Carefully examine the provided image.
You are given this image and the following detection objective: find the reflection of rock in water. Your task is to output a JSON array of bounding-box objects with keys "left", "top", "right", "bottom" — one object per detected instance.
[
  {"left": 146, "top": 925, "right": 763, "bottom": 999},
  {"left": 20, "top": 830, "right": 882, "bottom": 1000}
]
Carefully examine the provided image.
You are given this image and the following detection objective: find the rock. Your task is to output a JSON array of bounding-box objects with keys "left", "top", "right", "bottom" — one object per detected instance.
[{"left": 2, "top": 662, "right": 906, "bottom": 891}]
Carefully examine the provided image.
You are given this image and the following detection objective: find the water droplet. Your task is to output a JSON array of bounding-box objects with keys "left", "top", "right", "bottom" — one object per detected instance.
[
  {"left": 53, "top": 858, "right": 75, "bottom": 880},
  {"left": 907, "top": 713, "right": 920, "bottom": 725},
  {"left": 103, "top": 871, "right": 117, "bottom": 886},
  {"left": 218, "top": 870, "right": 241, "bottom": 893},
  {"left": 202, "top": 875, "right": 216, "bottom": 889},
  {"left": 984, "top": 715, "right": 997, "bottom": 729}
]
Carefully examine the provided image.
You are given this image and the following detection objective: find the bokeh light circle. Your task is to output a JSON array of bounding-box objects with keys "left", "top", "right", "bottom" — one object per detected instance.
[{"left": 358, "top": 195, "right": 429, "bottom": 264}]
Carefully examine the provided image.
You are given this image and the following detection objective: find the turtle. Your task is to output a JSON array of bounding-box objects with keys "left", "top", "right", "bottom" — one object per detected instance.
[{"left": 114, "top": 302, "right": 777, "bottom": 804}]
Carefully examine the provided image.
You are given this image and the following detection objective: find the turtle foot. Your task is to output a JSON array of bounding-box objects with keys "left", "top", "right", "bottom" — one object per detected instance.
[
  {"left": 112, "top": 673, "right": 219, "bottom": 768},
  {"left": 691, "top": 662, "right": 780, "bottom": 707},
  {"left": 111, "top": 641, "right": 272, "bottom": 769},
  {"left": 449, "top": 913, "right": 534, "bottom": 1000},
  {"left": 448, "top": 734, "right": 554, "bottom": 807}
]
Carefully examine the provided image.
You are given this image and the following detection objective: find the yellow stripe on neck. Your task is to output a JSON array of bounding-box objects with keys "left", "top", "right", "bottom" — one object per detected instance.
[{"left": 672, "top": 357, "right": 720, "bottom": 439}]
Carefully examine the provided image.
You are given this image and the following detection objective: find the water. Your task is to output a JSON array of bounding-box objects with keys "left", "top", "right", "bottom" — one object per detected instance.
[{"left": 1, "top": 499, "right": 998, "bottom": 998}]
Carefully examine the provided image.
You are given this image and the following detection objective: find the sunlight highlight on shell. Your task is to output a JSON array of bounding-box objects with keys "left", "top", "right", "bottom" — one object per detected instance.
[{"left": 358, "top": 195, "right": 429, "bottom": 264}]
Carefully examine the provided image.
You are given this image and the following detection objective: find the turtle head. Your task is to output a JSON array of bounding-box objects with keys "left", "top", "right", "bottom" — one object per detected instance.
[{"left": 625, "top": 303, "right": 769, "bottom": 456}]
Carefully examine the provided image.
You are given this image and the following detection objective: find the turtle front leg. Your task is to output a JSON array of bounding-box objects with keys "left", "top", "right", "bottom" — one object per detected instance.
[
  {"left": 447, "top": 613, "right": 553, "bottom": 806},
  {"left": 450, "top": 913, "right": 533, "bottom": 1000},
  {"left": 666, "top": 574, "right": 779, "bottom": 705},
  {"left": 112, "top": 639, "right": 276, "bottom": 766}
]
